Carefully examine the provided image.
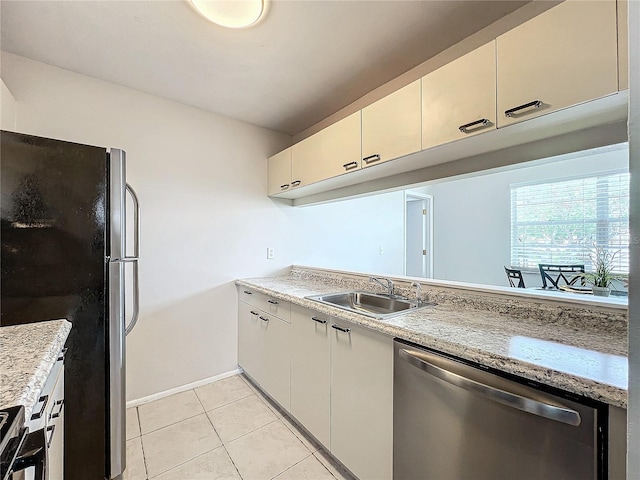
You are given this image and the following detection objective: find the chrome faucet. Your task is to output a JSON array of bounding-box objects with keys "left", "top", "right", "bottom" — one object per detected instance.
[
  {"left": 411, "top": 282, "right": 423, "bottom": 304},
  {"left": 370, "top": 276, "right": 394, "bottom": 297}
]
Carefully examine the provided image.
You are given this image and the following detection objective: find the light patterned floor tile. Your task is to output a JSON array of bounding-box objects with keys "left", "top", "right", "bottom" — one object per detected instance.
[
  {"left": 123, "top": 437, "right": 147, "bottom": 480},
  {"left": 206, "top": 395, "right": 277, "bottom": 443},
  {"left": 274, "top": 454, "right": 336, "bottom": 480},
  {"left": 138, "top": 390, "right": 204, "bottom": 434},
  {"left": 225, "top": 420, "right": 310, "bottom": 480},
  {"left": 142, "top": 413, "right": 221, "bottom": 478},
  {"left": 195, "top": 375, "right": 253, "bottom": 411},
  {"left": 127, "top": 407, "right": 141, "bottom": 440},
  {"left": 153, "top": 447, "right": 240, "bottom": 480},
  {"left": 240, "top": 376, "right": 286, "bottom": 419}
]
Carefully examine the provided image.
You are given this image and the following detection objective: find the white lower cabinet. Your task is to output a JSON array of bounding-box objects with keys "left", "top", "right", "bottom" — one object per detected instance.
[
  {"left": 290, "top": 305, "right": 331, "bottom": 448},
  {"left": 330, "top": 320, "right": 394, "bottom": 480},
  {"left": 238, "top": 298, "right": 290, "bottom": 410},
  {"left": 238, "top": 296, "right": 393, "bottom": 479}
]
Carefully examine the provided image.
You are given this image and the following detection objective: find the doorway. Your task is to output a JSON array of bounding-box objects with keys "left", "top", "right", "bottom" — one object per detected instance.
[{"left": 404, "top": 192, "right": 433, "bottom": 278}]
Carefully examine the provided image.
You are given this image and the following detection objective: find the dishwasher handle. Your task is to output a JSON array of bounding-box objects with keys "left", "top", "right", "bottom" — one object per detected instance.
[{"left": 398, "top": 348, "right": 581, "bottom": 427}]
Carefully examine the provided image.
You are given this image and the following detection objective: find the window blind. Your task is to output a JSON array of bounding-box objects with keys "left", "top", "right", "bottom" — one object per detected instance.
[{"left": 510, "top": 172, "right": 630, "bottom": 274}]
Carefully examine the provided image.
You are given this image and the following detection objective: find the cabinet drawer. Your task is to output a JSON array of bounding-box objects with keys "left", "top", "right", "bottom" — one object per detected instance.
[{"left": 238, "top": 287, "right": 290, "bottom": 322}]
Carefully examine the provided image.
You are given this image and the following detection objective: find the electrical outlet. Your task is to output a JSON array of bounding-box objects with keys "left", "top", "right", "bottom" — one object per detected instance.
[
  {"left": 379, "top": 246, "right": 384, "bottom": 255},
  {"left": 267, "top": 247, "right": 275, "bottom": 259}
]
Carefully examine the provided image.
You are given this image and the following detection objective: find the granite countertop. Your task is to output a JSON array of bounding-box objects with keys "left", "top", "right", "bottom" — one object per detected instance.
[
  {"left": 0, "top": 319, "right": 72, "bottom": 415},
  {"left": 236, "top": 270, "right": 628, "bottom": 408}
]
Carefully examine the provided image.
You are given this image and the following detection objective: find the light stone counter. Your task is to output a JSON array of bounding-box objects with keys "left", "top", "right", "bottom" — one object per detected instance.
[
  {"left": 237, "top": 267, "right": 628, "bottom": 408},
  {"left": 0, "top": 319, "right": 71, "bottom": 415}
]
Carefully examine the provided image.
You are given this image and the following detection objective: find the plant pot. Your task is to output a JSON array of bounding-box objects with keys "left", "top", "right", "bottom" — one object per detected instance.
[{"left": 592, "top": 286, "right": 611, "bottom": 297}]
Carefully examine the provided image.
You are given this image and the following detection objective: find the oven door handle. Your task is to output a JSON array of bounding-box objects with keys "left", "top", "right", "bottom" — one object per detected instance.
[{"left": 12, "top": 428, "right": 47, "bottom": 480}]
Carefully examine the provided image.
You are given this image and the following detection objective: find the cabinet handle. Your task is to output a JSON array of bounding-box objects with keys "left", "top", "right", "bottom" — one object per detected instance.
[
  {"left": 504, "top": 100, "right": 542, "bottom": 118},
  {"left": 30, "top": 395, "right": 49, "bottom": 421},
  {"left": 250, "top": 311, "right": 259, "bottom": 316},
  {"left": 331, "top": 324, "right": 351, "bottom": 333},
  {"left": 46, "top": 425, "right": 56, "bottom": 448},
  {"left": 311, "top": 316, "right": 327, "bottom": 324},
  {"left": 243, "top": 290, "right": 252, "bottom": 295},
  {"left": 57, "top": 347, "right": 68, "bottom": 362},
  {"left": 342, "top": 161, "right": 358, "bottom": 170},
  {"left": 259, "top": 316, "right": 269, "bottom": 322},
  {"left": 458, "top": 118, "right": 491, "bottom": 133},
  {"left": 267, "top": 299, "right": 278, "bottom": 305},
  {"left": 280, "top": 184, "right": 290, "bottom": 190},
  {"left": 291, "top": 180, "right": 302, "bottom": 187},
  {"left": 50, "top": 399, "right": 64, "bottom": 419},
  {"left": 363, "top": 154, "right": 381, "bottom": 164}
]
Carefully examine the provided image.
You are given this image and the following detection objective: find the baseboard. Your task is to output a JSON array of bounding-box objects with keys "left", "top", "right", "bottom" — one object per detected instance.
[{"left": 126, "top": 368, "right": 242, "bottom": 408}]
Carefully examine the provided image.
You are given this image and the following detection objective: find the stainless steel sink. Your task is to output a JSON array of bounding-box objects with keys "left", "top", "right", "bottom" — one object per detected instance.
[{"left": 306, "top": 291, "right": 431, "bottom": 319}]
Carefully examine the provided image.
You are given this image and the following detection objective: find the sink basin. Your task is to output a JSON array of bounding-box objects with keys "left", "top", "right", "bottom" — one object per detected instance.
[{"left": 306, "top": 291, "right": 431, "bottom": 319}]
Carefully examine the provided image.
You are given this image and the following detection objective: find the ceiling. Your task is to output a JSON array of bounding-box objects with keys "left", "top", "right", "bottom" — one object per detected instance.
[{"left": 0, "top": 0, "right": 528, "bottom": 136}]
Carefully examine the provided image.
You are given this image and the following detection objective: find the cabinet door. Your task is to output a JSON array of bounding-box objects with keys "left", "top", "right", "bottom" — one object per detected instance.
[
  {"left": 260, "top": 313, "right": 290, "bottom": 410},
  {"left": 291, "top": 112, "right": 361, "bottom": 188},
  {"left": 238, "top": 301, "right": 263, "bottom": 383},
  {"left": 267, "top": 148, "right": 292, "bottom": 196},
  {"left": 497, "top": 0, "right": 618, "bottom": 127},
  {"left": 330, "top": 321, "right": 393, "bottom": 480},
  {"left": 422, "top": 41, "right": 496, "bottom": 149},
  {"left": 290, "top": 305, "right": 330, "bottom": 447},
  {"left": 362, "top": 80, "right": 421, "bottom": 167}
]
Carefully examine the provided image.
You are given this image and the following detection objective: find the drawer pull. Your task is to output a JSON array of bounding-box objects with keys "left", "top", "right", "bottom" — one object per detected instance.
[
  {"left": 46, "top": 425, "right": 56, "bottom": 448},
  {"left": 259, "top": 316, "right": 269, "bottom": 322},
  {"left": 363, "top": 154, "right": 381, "bottom": 164},
  {"left": 243, "top": 290, "right": 252, "bottom": 295},
  {"left": 504, "top": 100, "right": 542, "bottom": 118},
  {"left": 311, "top": 316, "right": 327, "bottom": 324},
  {"left": 291, "top": 180, "right": 302, "bottom": 187},
  {"left": 458, "top": 118, "right": 491, "bottom": 133},
  {"left": 30, "top": 395, "right": 49, "bottom": 421},
  {"left": 50, "top": 399, "right": 64, "bottom": 419},
  {"left": 267, "top": 300, "right": 279, "bottom": 305},
  {"left": 331, "top": 324, "right": 351, "bottom": 333},
  {"left": 342, "top": 161, "right": 358, "bottom": 170},
  {"left": 280, "top": 184, "right": 290, "bottom": 190},
  {"left": 250, "top": 311, "right": 259, "bottom": 316},
  {"left": 57, "top": 348, "right": 68, "bottom": 362}
]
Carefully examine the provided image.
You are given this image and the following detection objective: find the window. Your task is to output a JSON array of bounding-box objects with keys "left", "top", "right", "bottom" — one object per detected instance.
[{"left": 510, "top": 171, "right": 630, "bottom": 274}]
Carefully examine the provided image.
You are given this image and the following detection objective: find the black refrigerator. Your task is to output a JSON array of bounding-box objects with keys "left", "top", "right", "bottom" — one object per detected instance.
[{"left": 0, "top": 130, "right": 140, "bottom": 480}]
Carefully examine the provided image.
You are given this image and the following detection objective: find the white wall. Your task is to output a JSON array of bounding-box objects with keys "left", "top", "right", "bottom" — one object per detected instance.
[
  {"left": 422, "top": 146, "right": 629, "bottom": 286},
  {"left": 0, "top": 53, "right": 406, "bottom": 400},
  {"left": 1, "top": 78, "right": 17, "bottom": 130}
]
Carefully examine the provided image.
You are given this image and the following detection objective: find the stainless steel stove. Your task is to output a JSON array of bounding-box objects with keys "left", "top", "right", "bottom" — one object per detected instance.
[{"left": 0, "top": 405, "right": 47, "bottom": 480}]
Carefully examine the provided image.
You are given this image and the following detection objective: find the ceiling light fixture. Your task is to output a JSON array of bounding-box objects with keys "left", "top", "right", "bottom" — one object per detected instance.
[{"left": 189, "top": 0, "right": 267, "bottom": 29}]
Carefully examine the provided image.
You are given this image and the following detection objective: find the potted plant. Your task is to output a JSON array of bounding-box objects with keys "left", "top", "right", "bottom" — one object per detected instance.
[{"left": 583, "top": 246, "right": 619, "bottom": 297}]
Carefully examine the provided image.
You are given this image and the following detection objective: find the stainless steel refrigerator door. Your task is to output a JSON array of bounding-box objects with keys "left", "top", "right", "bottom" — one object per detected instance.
[{"left": 393, "top": 341, "right": 599, "bottom": 480}]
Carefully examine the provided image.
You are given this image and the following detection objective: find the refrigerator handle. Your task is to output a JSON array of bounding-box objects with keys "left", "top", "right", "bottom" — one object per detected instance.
[
  {"left": 125, "top": 184, "right": 140, "bottom": 259},
  {"left": 125, "top": 260, "right": 139, "bottom": 336},
  {"left": 124, "top": 183, "right": 140, "bottom": 336}
]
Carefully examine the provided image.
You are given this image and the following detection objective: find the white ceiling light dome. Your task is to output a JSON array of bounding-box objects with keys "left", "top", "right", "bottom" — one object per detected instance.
[{"left": 189, "top": 0, "right": 267, "bottom": 29}]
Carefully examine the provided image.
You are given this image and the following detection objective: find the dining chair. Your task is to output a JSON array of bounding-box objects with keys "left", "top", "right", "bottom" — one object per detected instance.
[
  {"left": 538, "top": 264, "right": 585, "bottom": 289},
  {"left": 504, "top": 266, "right": 526, "bottom": 288}
]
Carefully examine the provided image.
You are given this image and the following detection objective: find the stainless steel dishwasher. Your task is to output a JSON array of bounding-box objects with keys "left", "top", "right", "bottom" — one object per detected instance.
[{"left": 394, "top": 339, "right": 606, "bottom": 480}]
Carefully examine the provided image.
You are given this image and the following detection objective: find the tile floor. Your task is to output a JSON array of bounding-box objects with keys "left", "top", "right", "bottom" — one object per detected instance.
[{"left": 124, "top": 374, "right": 355, "bottom": 480}]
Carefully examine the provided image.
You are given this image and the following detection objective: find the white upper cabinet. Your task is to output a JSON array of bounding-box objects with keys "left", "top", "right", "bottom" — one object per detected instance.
[
  {"left": 496, "top": 0, "right": 618, "bottom": 127},
  {"left": 291, "top": 112, "right": 361, "bottom": 188},
  {"left": 422, "top": 41, "right": 496, "bottom": 149},
  {"left": 361, "top": 80, "right": 421, "bottom": 168},
  {"left": 267, "top": 148, "right": 292, "bottom": 196}
]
